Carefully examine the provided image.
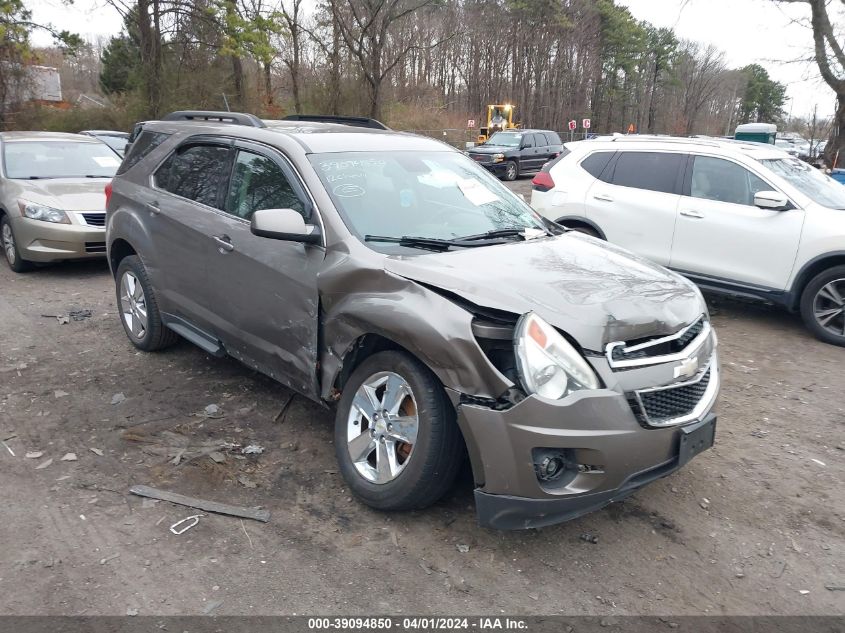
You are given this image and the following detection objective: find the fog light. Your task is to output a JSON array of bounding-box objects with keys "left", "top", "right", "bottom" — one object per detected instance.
[
  {"left": 538, "top": 456, "right": 564, "bottom": 480},
  {"left": 533, "top": 449, "right": 567, "bottom": 482}
]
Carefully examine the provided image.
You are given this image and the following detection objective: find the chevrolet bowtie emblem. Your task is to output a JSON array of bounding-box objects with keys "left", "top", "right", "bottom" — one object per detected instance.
[{"left": 674, "top": 356, "right": 699, "bottom": 379}]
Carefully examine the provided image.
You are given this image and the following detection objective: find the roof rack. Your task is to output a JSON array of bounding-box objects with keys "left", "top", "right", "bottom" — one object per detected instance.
[
  {"left": 162, "top": 111, "right": 266, "bottom": 128},
  {"left": 607, "top": 135, "right": 721, "bottom": 148},
  {"left": 282, "top": 114, "right": 390, "bottom": 130}
]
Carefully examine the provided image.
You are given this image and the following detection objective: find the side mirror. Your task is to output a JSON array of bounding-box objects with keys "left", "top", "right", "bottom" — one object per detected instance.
[
  {"left": 754, "top": 191, "right": 790, "bottom": 211},
  {"left": 250, "top": 208, "right": 321, "bottom": 244}
]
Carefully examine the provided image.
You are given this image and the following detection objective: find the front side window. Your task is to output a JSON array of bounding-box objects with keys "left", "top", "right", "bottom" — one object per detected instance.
[
  {"left": 155, "top": 144, "right": 230, "bottom": 209},
  {"left": 522, "top": 134, "right": 535, "bottom": 148},
  {"left": 691, "top": 156, "right": 771, "bottom": 206},
  {"left": 610, "top": 151, "right": 683, "bottom": 194},
  {"left": 761, "top": 157, "right": 845, "bottom": 209},
  {"left": 308, "top": 150, "right": 547, "bottom": 250},
  {"left": 225, "top": 150, "right": 305, "bottom": 220},
  {"left": 3, "top": 141, "right": 121, "bottom": 179}
]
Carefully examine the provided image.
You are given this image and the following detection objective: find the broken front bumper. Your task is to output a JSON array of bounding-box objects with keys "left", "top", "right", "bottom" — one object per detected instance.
[{"left": 454, "top": 367, "right": 718, "bottom": 530}]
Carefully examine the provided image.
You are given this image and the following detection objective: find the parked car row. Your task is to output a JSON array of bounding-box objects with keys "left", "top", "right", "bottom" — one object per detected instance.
[{"left": 0, "top": 112, "right": 836, "bottom": 531}]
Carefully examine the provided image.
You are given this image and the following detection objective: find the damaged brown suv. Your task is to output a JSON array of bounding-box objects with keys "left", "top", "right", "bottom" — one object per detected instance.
[{"left": 106, "top": 111, "right": 719, "bottom": 529}]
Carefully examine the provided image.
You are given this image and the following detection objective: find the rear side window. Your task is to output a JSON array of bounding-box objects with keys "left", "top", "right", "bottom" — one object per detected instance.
[
  {"left": 543, "top": 131, "right": 562, "bottom": 145},
  {"left": 225, "top": 150, "right": 305, "bottom": 220},
  {"left": 610, "top": 152, "right": 683, "bottom": 194},
  {"left": 579, "top": 151, "right": 614, "bottom": 180},
  {"left": 155, "top": 144, "right": 231, "bottom": 209},
  {"left": 117, "top": 131, "right": 170, "bottom": 175}
]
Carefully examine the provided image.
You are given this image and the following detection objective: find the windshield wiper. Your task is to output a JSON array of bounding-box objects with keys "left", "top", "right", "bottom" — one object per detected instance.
[
  {"left": 457, "top": 227, "right": 550, "bottom": 242},
  {"left": 365, "top": 235, "right": 459, "bottom": 252}
]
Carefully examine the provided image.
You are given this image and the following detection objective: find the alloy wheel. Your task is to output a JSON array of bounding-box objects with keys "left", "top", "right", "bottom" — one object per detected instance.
[
  {"left": 813, "top": 278, "right": 845, "bottom": 337},
  {"left": 119, "top": 271, "right": 149, "bottom": 340},
  {"left": 346, "top": 371, "right": 419, "bottom": 484},
  {"left": 506, "top": 162, "right": 517, "bottom": 180},
  {"left": 2, "top": 223, "right": 16, "bottom": 265}
]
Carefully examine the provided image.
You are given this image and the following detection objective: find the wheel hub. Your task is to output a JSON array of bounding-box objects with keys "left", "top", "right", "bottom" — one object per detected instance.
[{"left": 346, "top": 371, "right": 418, "bottom": 484}]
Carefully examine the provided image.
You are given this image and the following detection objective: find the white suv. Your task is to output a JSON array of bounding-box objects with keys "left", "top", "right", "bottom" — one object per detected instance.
[{"left": 530, "top": 136, "right": 845, "bottom": 346}]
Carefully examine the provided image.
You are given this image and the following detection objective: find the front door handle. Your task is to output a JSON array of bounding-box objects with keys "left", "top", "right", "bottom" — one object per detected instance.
[
  {"left": 680, "top": 209, "right": 705, "bottom": 219},
  {"left": 593, "top": 193, "right": 614, "bottom": 202},
  {"left": 146, "top": 202, "right": 160, "bottom": 216},
  {"left": 212, "top": 235, "right": 234, "bottom": 252}
]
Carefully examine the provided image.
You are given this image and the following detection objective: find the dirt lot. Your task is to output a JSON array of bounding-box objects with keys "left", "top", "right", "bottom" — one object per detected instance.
[{"left": 1, "top": 177, "right": 843, "bottom": 616}]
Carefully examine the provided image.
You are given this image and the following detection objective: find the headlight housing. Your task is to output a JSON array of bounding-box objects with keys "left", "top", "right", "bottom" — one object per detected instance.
[
  {"left": 18, "top": 201, "right": 70, "bottom": 224},
  {"left": 492, "top": 153, "right": 505, "bottom": 163},
  {"left": 514, "top": 312, "right": 600, "bottom": 399}
]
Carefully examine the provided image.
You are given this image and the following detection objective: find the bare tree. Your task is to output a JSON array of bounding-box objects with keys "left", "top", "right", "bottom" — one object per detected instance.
[
  {"left": 328, "top": 0, "right": 439, "bottom": 119},
  {"left": 776, "top": 0, "right": 845, "bottom": 164}
]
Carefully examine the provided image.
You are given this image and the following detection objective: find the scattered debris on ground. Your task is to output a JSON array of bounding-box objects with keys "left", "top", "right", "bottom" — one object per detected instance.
[{"left": 129, "top": 485, "right": 270, "bottom": 522}]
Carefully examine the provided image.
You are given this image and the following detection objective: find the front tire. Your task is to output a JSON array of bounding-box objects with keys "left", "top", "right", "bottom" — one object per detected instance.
[
  {"left": 1, "top": 216, "right": 32, "bottom": 273},
  {"left": 334, "top": 350, "right": 463, "bottom": 511},
  {"left": 800, "top": 265, "right": 845, "bottom": 346},
  {"left": 115, "top": 255, "right": 178, "bottom": 351},
  {"left": 503, "top": 160, "right": 519, "bottom": 181}
]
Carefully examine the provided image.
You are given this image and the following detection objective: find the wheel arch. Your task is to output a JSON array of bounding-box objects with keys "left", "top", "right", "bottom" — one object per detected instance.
[
  {"left": 789, "top": 251, "right": 845, "bottom": 310},
  {"left": 555, "top": 216, "right": 606, "bottom": 240},
  {"left": 109, "top": 238, "right": 138, "bottom": 277}
]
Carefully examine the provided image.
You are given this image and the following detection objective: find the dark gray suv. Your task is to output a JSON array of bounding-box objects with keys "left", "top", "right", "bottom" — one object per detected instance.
[{"left": 106, "top": 111, "right": 719, "bottom": 529}]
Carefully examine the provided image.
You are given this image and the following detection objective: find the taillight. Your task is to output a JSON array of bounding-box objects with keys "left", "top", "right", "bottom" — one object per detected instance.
[
  {"left": 532, "top": 171, "right": 555, "bottom": 192},
  {"left": 104, "top": 181, "right": 113, "bottom": 207}
]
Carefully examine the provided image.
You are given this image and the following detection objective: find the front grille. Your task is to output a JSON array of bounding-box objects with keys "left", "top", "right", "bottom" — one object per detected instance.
[
  {"left": 608, "top": 316, "right": 708, "bottom": 368},
  {"left": 85, "top": 242, "right": 107, "bottom": 253},
  {"left": 81, "top": 212, "right": 106, "bottom": 227},
  {"left": 632, "top": 365, "right": 712, "bottom": 426},
  {"left": 469, "top": 154, "right": 491, "bottom": 164}
]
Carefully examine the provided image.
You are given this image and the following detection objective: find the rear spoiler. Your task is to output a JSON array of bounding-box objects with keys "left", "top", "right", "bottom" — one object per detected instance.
[{"left": 282, "top": 114, "right": 390, "bottom": 130}]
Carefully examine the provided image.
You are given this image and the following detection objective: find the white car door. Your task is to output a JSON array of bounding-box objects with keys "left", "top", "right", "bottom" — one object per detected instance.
[
  {"left": 584, "top": 150, "right": 685, "bottom": 266},
  {"left": 670, "top": 154, "right": 804, "bottom": 290}
]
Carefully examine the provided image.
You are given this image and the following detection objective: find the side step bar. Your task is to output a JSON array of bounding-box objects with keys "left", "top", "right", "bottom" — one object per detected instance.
[{"left": 161, "top": 314, "right": 226, "bottom": 358}]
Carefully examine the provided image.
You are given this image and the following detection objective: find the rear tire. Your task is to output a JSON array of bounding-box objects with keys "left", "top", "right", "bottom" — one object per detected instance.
[
  {"left": 334, "top": 350, "right": 463, "bottom": 512},
  {"left": 799, "top": 265, "right": 845, "bottom": 346},
  {"left": 115, "top": 255, "right": 178, "bottom": 351},
  {"left": 1, "top": 216, "right": 33, "bottom": 273}
]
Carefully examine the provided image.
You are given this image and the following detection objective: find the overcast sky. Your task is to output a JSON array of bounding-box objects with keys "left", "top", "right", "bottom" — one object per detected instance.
[{"left": 29, "top": 0, "right": 837, "bottom": 119}]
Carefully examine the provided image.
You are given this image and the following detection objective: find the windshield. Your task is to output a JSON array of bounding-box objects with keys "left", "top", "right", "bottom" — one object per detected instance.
[
  {"left": 485, "top": 132, "right": 522, "bottom": 147},
  {"left": 309, "top": 151, "right": 547, "bottom": 249},
  {"left": 3, "top": 141, "right": 121, "bottom": 179},
  {"left": 760, "top": 157, "right": 845, "bottom": 209}
]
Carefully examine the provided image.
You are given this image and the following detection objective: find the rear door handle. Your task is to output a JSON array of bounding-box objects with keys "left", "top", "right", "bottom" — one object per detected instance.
[
  {"left": 680, "top": 209, "right": 704, "bottom": 219},
  {"left": 212, "top": 235, "right": 234, "bottom": 252},
  {"left": 593, "top": 193, "right": 614, "bottom": 202},
  {"left": 146, "top": 202, "right": 160, "bottom": 216}
]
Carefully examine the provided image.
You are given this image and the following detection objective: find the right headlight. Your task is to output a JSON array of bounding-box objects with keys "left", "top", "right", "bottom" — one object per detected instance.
[
  {"left": 514, "top": 312, "right": 600, "bottom": 400},
  {"left": 18, "top": 201, "right": 70, "bottom": 224}
]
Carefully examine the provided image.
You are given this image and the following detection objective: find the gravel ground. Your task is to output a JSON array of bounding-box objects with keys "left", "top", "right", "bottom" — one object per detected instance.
[{"left": 0, "top": 176, "right": 842, "bottom": 616}]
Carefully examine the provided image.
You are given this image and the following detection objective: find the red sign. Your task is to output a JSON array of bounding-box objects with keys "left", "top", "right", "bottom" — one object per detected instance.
[
  {"left": 582, "top": 118, "right": 591, "bottom": 129},
  {"left": 568, "top": 120, "right": 577, "bottom": 131},
  {"left": 467, "top": 119, "right": 476, "bottom": 128}
]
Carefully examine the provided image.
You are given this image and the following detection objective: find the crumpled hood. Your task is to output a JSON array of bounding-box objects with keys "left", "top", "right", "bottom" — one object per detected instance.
[
  {"left": 384, "top": 234, "right": 704, "bottom": 351},
  {"left": 14, "top": 178, "right": 110, "bottom": 212}
]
